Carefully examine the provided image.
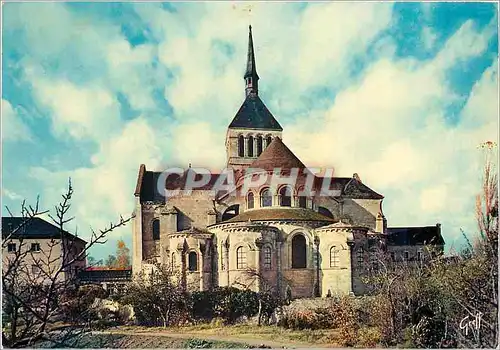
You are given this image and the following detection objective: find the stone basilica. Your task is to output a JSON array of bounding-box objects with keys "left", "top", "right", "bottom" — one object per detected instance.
[{"left": 132, "top": 26, "right": 444, "bottom": 298}]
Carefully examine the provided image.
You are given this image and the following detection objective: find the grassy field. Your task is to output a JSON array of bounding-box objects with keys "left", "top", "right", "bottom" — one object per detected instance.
[
  {"left": 35, "top": 333, "right": 255, "bottom": 349},
  {"left": 112, "top": 324, "right": 343, "bottom": 347}
]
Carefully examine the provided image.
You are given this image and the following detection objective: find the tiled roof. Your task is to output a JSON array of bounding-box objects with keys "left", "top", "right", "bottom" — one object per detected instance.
[
  {"left": 387, "top": 225, "right": 444, "bottom": 246},
  {"left": 250, "top": 137, "right": 305, "bottom": 171},
  {"left": 228, "top": 94, "right": 283, "bottom": 131},
  {"left": 79, "top": 268, "right": 132, "bottom": 282},
  {"left": 136, "top": 166, "right": 384, "bottom": 202},
  {"left": 1, "top": 217, "right": 87, "bottom": 244},
  {"left": 223, "top": 208, "right": 335, "bottom": 223}
]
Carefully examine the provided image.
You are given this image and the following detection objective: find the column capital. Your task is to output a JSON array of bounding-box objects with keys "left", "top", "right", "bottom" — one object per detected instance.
[{"left": 255, "top": 237, "right": 264, "bottom": 249}]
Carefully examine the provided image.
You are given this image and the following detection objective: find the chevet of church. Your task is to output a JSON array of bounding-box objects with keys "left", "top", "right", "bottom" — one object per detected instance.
[{"left": 132, "top": 26, "right": 444, "bottom": 298}]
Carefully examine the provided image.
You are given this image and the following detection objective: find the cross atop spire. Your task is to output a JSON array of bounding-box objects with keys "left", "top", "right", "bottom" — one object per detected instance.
[{"left": 244, "top": 25, "right": 259, "bottom": 97}]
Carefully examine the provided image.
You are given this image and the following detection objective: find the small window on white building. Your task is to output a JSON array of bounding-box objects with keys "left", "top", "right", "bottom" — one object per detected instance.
[
  {"left": 330, "top": 246, "right": 339, "bottom": 268},
  {"left": 404, "top": 251, "right": 409, "bottom": 261},
  {"left": 188, "top": 252, "right": 198, "bottom": 271},
  {"left": 31, "top": 243, "right": 41, "bottom": 252},
  {"left": 263, "top": 246, "right": 272, "bottom": 270},
  {"left": 236, "top": 246, "right": 247, "bottom": 270},
  {"left": 7, "top": 243, "right": 16, "bottom": 253},
  {"left": 417, "top": 250, "right": 422, "bottom": 261}
]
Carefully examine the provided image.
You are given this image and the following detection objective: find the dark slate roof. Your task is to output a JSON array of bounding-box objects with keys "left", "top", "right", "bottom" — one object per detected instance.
[
  {"left": 228, "top": 94, "right": 283, "bottom": 131},
  {"left": 136, "top": 167, "right": 222, "bottom": 203},
  {"left": 387, "top": 225, "right": 444, "bottom": 246},
  {"left": 223, "top": 208, "right": 335, "bottom": 223},
  {"left": 250, "top": 137, "right": 305, "bottom": 171},
  {"left": 1, "top": 217, "right": 87, "bottom": 244},
  {"left": 244, "top": 25, "right": 259, "bottom": 80},
  {"left": 310, "top": 176, "right": 383, "bottom": 200},
  {"left": 342, "top": 177, "right": 384, "bottom": 200}
]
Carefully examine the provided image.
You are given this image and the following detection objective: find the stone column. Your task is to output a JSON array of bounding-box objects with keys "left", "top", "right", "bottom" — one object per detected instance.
[
  {"left": 314, "top": 236, "right": 321, "bottom": 297},
  {"left": 132, "top": 198, "right": 143, "bottom": 275},
  {"left": 347, "top": 241, "right": 355, "bottom": 295},
  {"left": 276, "top": 232, "right": 283, "bottom": 296},
  {"left": 178, "top": 242, "right": 187, "bottom": 292},
  {"left": 255, "top": 238, "right": 264, "bottom": 293},
  {"left": 199, "top": 243, "right": 205, "bottom": 291},
  {"left": 253, "top": 139, "right": 258, "bottom": 158},
  {"left": 225, "top": 240, "right": 230, "bottom": 287}
]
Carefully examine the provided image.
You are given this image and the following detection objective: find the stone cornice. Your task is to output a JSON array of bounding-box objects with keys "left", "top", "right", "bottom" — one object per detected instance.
[
  {"left": 210, "top": 220, "right": 326, "bottom": 231},
  {"left": 316, "top": 227, "right": 368, "bottom": 235}
]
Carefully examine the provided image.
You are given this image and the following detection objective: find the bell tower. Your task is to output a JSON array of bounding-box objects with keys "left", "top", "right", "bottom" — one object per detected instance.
[{"left": 225, "top": 26, "right": 283, "bottom": 171}]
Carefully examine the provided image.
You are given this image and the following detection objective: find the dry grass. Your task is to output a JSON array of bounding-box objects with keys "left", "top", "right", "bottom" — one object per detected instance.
[{"left": 117, "top": 324, "right": 342, "bottom": 347}]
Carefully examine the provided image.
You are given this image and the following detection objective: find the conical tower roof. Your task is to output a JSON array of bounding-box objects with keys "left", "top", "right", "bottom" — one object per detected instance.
[{"left": 250, "top": 137, "right": 306, "bottom": 171}]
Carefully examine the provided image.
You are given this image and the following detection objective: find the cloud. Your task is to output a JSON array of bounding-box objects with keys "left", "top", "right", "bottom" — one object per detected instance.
[
  {"left": 422, "top": 27, "right": 437, "bottom": 51},
  {"left": 285, "top": 16, "right": 497, "bottom": 244},
  {"left": 23, "top": 66, "right": 122, "bottom": 142},
  {"left": 2, "top": 2, "right": 497, "bottom": 258},
  {"left": 1, "top": 99, "right": 33, "bottom": 142},
  {"left": 29, "top": 117, "right": 164, "bottom": 242},
  {"left": 1, "top": 188, "right": 24, "bottom": 201}
]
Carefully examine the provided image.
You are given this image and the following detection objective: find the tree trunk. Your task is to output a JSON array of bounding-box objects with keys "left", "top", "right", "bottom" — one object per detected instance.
[{"left": 257, "top": 299, "right": 262, "bottom": 326}]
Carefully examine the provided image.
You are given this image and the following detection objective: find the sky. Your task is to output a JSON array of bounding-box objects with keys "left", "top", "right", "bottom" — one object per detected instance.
[{"left": 1, "top": 2, "right": 498, "bottom": 260}]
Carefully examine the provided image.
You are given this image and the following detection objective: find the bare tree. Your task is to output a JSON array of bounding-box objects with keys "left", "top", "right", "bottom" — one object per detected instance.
[
  {"left": 122, "top": 264, "right": 187, "bottom": 327},
  {"left": 2, "top": 180, "right": 133, "bottom": 348}
]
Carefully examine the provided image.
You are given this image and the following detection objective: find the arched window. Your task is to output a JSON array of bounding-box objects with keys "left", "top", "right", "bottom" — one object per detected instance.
[
  {"left": 260, "top": 188, "right": 272, "bottom": 207},
  {"left": 330, "top": 246, "right": 339, "bottom": 267},
  {"left": 318, "top": 206, "right": 334, "bottom": 219},
  {"left": 152, "top": 219, "right": 160, "bottom": 240},
  {"left": 279, "top": 186, "right": 292, "bottom": 207},
  {"left": 188, "top": 252, "right": 198, "bottom": 271},
  {"left": 171, "top": 252, "right": 176, "bottom": 269},
  {"left": 263, "top": 246, "right": 272, "bottom": 269},
  {"left": 257, "top": 136, "right": 263, "bottom": 156},
  {"left": 248, "top": 136, "right": 254, "bottom": 157},
  {"left": 236, "top": 246, "right": 247, "bottom": 269},
  {"left": 247, "top": 192, "right": 254, "bottom": 209},
  {"left": 238, "top": 135, "right": 244, "bottom": 157},
  {"left": 266, "top": 136, "right": 272, "bottom": 147},
  {"left": 291, "top": 234, "right": 307, "bottom": 269}
]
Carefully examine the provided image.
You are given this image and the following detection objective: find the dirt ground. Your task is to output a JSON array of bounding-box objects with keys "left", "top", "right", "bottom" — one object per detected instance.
[{"left": 98, "top": 325, "right": 341, "bottom": 348}]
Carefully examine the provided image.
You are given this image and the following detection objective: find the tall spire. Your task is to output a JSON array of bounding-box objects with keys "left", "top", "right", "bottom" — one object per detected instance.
[{"left": 244, "top": 25, "right": 259, "bottom": 97}]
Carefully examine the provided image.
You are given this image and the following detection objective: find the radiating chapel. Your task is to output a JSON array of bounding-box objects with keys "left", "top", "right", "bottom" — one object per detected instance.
[{"left": 132, "top": 26, "right": 444, "bottom": 298}]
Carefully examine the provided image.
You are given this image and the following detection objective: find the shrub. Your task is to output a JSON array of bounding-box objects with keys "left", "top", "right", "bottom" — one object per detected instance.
[
  {"left": 185, "top": 339, "right": 213, "bottom": 348},
  {"left": 189, "top": 287, "right": 259, "bottom": 324},
  {"left": 357, "top": 327, "right": 382, "bottom": 347}
]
